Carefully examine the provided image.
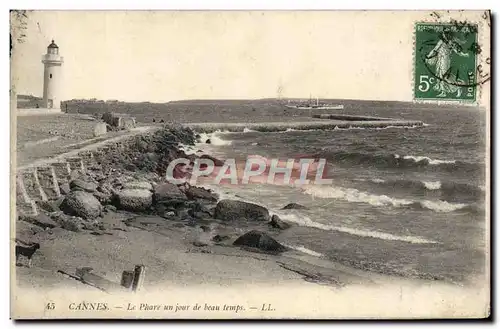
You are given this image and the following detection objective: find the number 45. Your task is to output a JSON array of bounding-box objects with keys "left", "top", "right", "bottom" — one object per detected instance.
[{"left": 418, "top": 75, "right": 435, "bottom": 92}]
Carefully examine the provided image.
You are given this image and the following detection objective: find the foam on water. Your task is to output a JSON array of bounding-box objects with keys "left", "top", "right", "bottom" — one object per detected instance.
[
  {"left": 283, "top": 244, "right": 324, "bottom": 257},
  {"left": 197, "top": 131, "right": 232, "bottom": 146},
  {"left": 278, "top": 213, "right": 437, "bottom": 244},
  {"left": 423, "top": 181, "right": 442, "bottom": 190},
  {"left": 403, "top": 155, "right": 456, "bottom": 165},
  {"left": 301, "top": 185, "right": 469, "bottom": 213}
]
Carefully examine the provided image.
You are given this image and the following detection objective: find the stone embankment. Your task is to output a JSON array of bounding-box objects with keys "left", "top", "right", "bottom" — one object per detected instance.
[{"left": 15, "top": 126, "right": 292, "bottom": 259}]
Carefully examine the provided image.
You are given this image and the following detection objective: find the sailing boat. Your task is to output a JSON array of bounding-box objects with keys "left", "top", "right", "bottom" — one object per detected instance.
[{"left": 284, "top": 95, "right": 344, "bottom": 110}]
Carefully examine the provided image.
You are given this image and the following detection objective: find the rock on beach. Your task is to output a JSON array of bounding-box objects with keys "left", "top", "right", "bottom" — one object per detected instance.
[
  {"left": 214, "top": 199, "right": 270, "bottom": 221},
  {"left": 233, "top": 230, "right": 288, "bottom": 253},
  {"left": 114, "top": 189, "right": 153, "bottom": 212},
  {"left": 60, "top": 191, "right": 102, "bottom": 219}
]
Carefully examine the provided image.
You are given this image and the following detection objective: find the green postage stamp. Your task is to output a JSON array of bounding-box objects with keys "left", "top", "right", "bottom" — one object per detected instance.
[{"left": 414, "top": 22, "right": 479, "bottom": 102}]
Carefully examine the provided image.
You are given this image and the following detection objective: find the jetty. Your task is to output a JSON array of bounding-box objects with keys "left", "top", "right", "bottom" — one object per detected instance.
[{"left": 184, "top": 117, "right": 423, "bottom": 133}]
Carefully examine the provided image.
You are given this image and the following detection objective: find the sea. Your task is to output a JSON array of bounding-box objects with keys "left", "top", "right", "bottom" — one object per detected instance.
[{"left": 186, "top": 103, "right": 488, "bottom": 285}]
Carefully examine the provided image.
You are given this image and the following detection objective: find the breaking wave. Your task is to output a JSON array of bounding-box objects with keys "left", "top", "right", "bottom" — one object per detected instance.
[
  {"left": 196, "top": 131, "right": 232, "bottom": 146},
  {"left": 302, "top": 185, "right": 470, "bottom": 213},
  {"left": 283, "top": 244, "right": 324, "bottom": 257},
  {"left": 359, "top": 177, "right": 484, "bottom": 202},
  {"left": 278, "top": 213, "right": 437, "bottom": 244},
  {"left": 317, "top": 150, "right": 481, "bottom": 173}
]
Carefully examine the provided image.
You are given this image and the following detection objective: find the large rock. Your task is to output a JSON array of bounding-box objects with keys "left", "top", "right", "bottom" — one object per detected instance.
[
  {"left": 233, "top": 230, "right": 287, "bottom": 253},
  {"left": 114, "top": 189, "right": 153, "bottom": 211},
  {"left": 281, "top": 202, "right": 308, "bottom": 210},
  {"left": 70, "top": 179, "right": 98, "bottom": 193},
  {"left": 102, "top": 112, "right": 136, "bottom": 130},
  {"left": 214, "top": 200, "right": 270, "bottom": 221},
  {"left": 122, "top": 181, "right": 153, "bottom": 191},
  {"left": 185, "top": 186, "right": 218, "bottom": 202},
  {"left": 153, "top": 182, "right": 187, "bottom": 203},
  {"left": 60, "top": 191, "right": 102, "bottom": 219},
  {"left": 269, "top": 214, "right": 291, "bottom": 230}
]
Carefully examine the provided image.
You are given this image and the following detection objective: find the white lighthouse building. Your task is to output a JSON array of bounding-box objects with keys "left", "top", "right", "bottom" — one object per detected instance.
[{"left": 41, "top": 40, "right": 64, "bottom": 109}]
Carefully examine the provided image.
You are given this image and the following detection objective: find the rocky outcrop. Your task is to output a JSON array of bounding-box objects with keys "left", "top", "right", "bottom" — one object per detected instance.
[
  {"left": 214, "top": 200, "right": 270, "bottom": 221},
  {"left": 153, "top": 182, "right": 187, "bottom": 204},
  {"left": 269, "top": 214, "right": 291, "bottom": 230},
  {"left": 185, "top": 186, "right": 218, "bottom": 202},
  {"left": 281, "top": 203, "right": 308, "bottom": 210},
  {"left": 233, "top": 230, "right": 287, "bottom": 253},
  {"left": 60, "top": 191, "right": 102, "bottom": 219},
  {"left": 114, "top": 189, "right": 153, "bottom": 212}
]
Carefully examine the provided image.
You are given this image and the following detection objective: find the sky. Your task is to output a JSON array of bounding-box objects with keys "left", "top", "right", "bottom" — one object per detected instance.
[{"left": 10, "top": 10, "right": 490, "bottom": 103}]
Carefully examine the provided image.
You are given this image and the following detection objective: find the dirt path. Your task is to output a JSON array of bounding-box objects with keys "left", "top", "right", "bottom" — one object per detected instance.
[{"left": 17, "top": 126, "right": 159, "bottom": 171}]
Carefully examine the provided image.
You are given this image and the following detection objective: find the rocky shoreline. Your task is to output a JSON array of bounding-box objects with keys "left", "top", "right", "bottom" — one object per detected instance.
[{"left": 16, "top": 126, "right": 301, "bottom": 279}]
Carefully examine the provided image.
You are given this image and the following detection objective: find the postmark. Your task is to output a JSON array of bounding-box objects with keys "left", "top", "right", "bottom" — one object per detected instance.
[{"left": 414, "top": 22, "right": 480, "bottom": 102}]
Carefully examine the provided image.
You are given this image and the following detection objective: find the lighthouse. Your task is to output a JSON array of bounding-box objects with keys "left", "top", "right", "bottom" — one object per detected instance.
[{"left": 41, "top": 40, "right": 64, "bottom": 109}]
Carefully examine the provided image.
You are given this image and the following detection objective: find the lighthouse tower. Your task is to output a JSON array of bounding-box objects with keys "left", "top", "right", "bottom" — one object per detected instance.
[{"left": 41, "top": 40, "right": 64, "bottom": 109}]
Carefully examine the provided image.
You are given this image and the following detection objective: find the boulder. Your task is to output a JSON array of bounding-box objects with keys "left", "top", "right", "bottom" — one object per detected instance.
[
  {"left": 114, "top": 189, "right": 153, "bottom": 212},
  {"left": 281, "top": 203, "right": 308, "bottom": 210},
  {"left": 93, "top": 122, "right": 107, "bottom": 137},
  {"left": 60, "top": 191, "right": 102, "bottom": 219},
  {"left": 185, "top": 186, "right": 218, "bottom": 202},
  {"left": 269, "top": 214, "right": 291, "bottom": 230},
  {"left": 122, "top": 181, "right": 153, "bottom": 191},
  {"left": 214, "top": 200, "right": 270, "bottom": 222},
  {"left": 102, "top": 112, "right": 136, "bottom": 130},
  {"left": 70, "top": 179, "right": 98, "bottom": 193},
  {"left": 59, "top": 182, "right": 71, "bottom": 195},
  {"left": 233, "top": 230, "right": 287, "bottom": 253},
  {"left": 153, "top": 182, "right": 187, "bottom": 204}
]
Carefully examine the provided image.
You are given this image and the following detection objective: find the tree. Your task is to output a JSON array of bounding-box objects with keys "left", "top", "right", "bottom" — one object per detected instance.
[{"left": 10, "top": 10, "right": 28, "bottom": 58}]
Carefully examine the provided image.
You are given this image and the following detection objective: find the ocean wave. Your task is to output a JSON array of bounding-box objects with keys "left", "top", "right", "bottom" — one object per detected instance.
[
  {"left": 362, "top": 177, "right": 484, "bottom": 200},
  {"left": 283, "top": 244, "right": 324, "bottom": 257},
  {"left": 317, "top": 150, "right": 480, "bottom": 173},
  {"left": 302, "top": 185, "right": 471, "bottom": 213},
  {"left": 374, "top": 125, "right": 420, "bottom": 130},
  {"left": 402, "top": 155, "right": 456, "bottom": 165},
  {"left": 200, "top": 184, "right": 438, "bottom": 244},
  {"left": 279, "top": 213, "right": 437, "bottom": 244},
  {"left": 243, "top": 127, "right": 257, "bottom": 133},
  {"left": 196, "top": 131, "right": 232, "bottom": 146}
]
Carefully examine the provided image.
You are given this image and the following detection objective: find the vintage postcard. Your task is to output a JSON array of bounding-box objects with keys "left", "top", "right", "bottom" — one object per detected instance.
[{"left": 10, "top": 10, "right": 491, "bottom": 319}]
